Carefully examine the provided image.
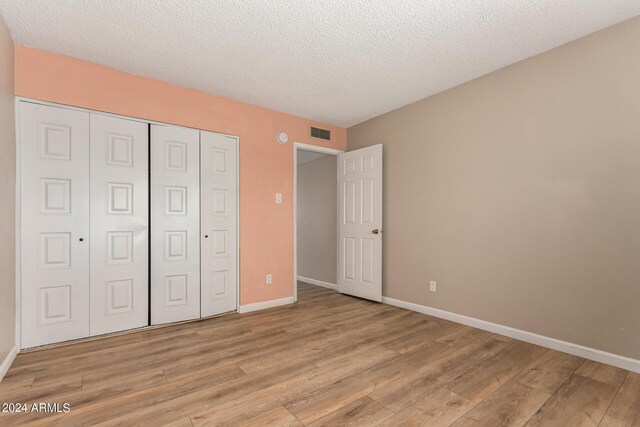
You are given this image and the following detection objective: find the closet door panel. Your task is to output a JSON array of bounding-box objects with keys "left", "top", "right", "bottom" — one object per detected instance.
[
  {"left": 151, "top": 125, "right": 201, "bottom": 324},
  {"left": 200, "top": 131, "right": 238, "bottom": 317},
  {"left": 20, "top": 102, "right": 90, "bottom": 348},
  {"left": 89, "top": 114, "right": 149, "bottom": 336}
]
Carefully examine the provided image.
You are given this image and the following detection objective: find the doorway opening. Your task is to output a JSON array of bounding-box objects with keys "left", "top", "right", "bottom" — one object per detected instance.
[{"left": 293, "top": 143, "right": 343, "bottom": 302}]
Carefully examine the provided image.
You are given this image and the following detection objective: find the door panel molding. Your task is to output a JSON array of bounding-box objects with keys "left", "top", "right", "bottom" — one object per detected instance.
[
  {"left": 18, "top": 98, "right": 241, "bottom": 347},
  {"left": 20, "top": 102, "right": 91, "bottom": 348},
  {"left": 338, "top": 144, "right": 383, "bottom": 302},
  {"left": 200, "top": 131, "right": 238, "bottom": 317},
  {"left": 89, "top": 113, "right": 148, "bottom": 336},
  {"left": 150, "top": 125, "right": 201, "bottom": 325}
]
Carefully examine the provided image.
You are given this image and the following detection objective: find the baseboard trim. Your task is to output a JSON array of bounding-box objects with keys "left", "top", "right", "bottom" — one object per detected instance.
[
  {"left": 382, "top": 296, "right": 640, "bottom": 374},
  {"left": 297, "top": 276, "right": 338, "bottom": 291},
  {"left": 0, "top": 345, "right": 19, "bottom": 383},
  {"left": 238, "top": 297, "right": 295, "bottom": 314}
]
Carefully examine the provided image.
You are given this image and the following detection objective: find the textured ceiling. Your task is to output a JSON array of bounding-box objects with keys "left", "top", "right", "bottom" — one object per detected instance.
[{"left": 1, "top": 1, "right": 639, "bottom": 127}]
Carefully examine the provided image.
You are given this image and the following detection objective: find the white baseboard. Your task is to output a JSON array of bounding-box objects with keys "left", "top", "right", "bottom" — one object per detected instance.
[
  {"left": 0, "top": 345, "right": 18, "bottom": 383},
  {"left": 297, "top": 276, "right": 338, "bottom": 291},
  {"left": 238, "top": 297, "right": 295, "bottom": 314},
  {"left": 382, "top": 296, "right": 640, "bottom": 374}
]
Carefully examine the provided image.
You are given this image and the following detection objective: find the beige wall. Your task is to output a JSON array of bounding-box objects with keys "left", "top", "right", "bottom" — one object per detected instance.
[
  {"left": 348, "top": 16, "right": 640, "bottom": 360},
  {"left": 297, "top": 155, "right": 337, "bottom": 284},
  {"left": 0, "top": 15, "right": 16, "bottom": 371}
]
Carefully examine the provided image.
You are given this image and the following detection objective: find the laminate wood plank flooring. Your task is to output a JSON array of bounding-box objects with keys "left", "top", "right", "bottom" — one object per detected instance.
[{"left": 0, "top": 282, "right": 637, "bottom": 426}]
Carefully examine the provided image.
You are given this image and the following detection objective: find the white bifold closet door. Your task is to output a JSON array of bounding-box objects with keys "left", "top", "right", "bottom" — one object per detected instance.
[
  {"left": 89, "top": 114, "right": 148, "bottom": 336},
  {"left": 200, "top": 131, "right": 238, "bottom": 317},
  {"left": 151, "top": 125, "right": 201, "bottom": 324},
  {"left": 20, "top": 103, "right": 150, "bottom": 348},
  {"left": 21, "top": 101, "right": 239, "bottom": 346},
  {"left": 20, "top": 103, "right": 91, "bottom": 348}
]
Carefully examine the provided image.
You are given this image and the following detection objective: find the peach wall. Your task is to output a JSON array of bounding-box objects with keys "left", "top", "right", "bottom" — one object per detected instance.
[{"left": 14, "top": 45, "right": 346, "bottom": 305}]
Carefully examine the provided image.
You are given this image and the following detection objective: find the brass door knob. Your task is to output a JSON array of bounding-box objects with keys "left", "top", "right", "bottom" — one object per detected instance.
[{"left": 372, "top": 229, "right": 380, "bottom": 235}]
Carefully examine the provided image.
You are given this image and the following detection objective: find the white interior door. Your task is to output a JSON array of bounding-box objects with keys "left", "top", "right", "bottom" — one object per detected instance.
[
  {"left": 20, "top": 102, "right": 91, "bottom": 348},
  {"left": 151, "top": 125, "right": 201, "bottom": 324},
  {"left": 89, "top": 114, "right": 149, "bottom": 335},
  {"left": 338, "top": 144, "right": 383, "bottom": 302},
  {"left": 200, "top": 131, "right": 238, "bottom": 317}
]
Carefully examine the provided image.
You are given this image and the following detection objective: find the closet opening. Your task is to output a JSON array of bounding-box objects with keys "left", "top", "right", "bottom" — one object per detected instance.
[{"left": 293, "top": 143, "right": 342, "bottom": 302}]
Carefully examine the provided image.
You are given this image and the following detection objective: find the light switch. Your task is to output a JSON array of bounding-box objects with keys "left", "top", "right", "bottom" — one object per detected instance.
[{"left": 275, "top": 193, "right": 283, "bottom": 204}]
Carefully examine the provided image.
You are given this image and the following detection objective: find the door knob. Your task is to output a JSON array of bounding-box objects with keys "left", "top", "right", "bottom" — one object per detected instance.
[
  {"left": 79, "top": 238, "right": 84, "bottom": 242},
  {"left": 204, "top": 235, "right": 209, "bottom": 238},
  {"left": 372, "top": 229, "right": 380, "bottom": 235}
]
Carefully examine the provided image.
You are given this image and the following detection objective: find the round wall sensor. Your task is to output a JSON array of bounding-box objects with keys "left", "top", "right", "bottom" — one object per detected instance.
[{"left": 277, "top": 132, "right": 289, "bottom": 144}]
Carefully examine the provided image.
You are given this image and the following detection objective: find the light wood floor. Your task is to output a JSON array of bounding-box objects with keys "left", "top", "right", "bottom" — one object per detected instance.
[{"left": 1, "top": 282, "right": 638, "bottom": 426}]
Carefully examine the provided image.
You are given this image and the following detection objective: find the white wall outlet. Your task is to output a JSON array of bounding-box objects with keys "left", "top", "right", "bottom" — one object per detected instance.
[
  {"left": 275, "top": 193, "right": 283, "bottom": 204},
  {"left": 429, "top": 280, "right": 437, "bottom": 293},
  {"left": 266, "top": 274, "right": 273, "bottom": 285}
]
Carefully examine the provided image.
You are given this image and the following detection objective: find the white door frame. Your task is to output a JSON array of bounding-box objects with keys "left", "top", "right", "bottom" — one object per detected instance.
[
  {"left": 14, "top": 97, "right": 241, "bottom": 348},
  {"left": 293, "top": 142, "right": 343, "bottom": 302},
  {"left": 15, "top": 99, "right": 22, "bottom": 351}
]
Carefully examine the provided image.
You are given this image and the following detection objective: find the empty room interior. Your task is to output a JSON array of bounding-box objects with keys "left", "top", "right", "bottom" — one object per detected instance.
[
  {"left": 296, "top": 148, "right": 338, "bottom": 297},
  {"left": 1, "top": 1, "right": 640, "bottom": 426}
]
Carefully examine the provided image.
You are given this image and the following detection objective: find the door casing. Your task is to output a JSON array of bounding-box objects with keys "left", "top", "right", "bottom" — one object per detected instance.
[{"left": 292, "top": 142, "right": 343, "bottom": 302}]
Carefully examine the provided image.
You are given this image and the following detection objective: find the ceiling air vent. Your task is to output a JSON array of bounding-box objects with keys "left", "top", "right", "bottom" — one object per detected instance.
[{"left": 310, "top": 126, "right": 331, "bottom": 141}]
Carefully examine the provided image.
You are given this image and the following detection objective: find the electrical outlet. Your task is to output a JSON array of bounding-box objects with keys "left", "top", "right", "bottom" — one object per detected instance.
[
  {"left": 429, "top": 281, "right": 437, "bottom": 293},
  {"left": 266, "top": 274, "right": 273, "bottom": 285},
  {"left": 275, "top": 193, "right": 283, "bottom": 204}
]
